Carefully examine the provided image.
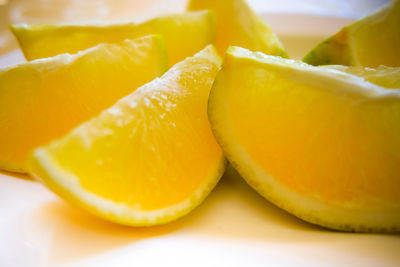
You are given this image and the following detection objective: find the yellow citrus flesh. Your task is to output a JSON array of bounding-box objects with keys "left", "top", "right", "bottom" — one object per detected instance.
[
  {"left": 28, "top": 45, "right": 226, "bottom": 226},
  {"left": 10, "top": 11, "right": 215, "bottom": 67},
  {"left": 303, "top": 0, "right": 400, "bottom": 67},
  {"left": 323, "top": 65, "right": 400, "bottom": 89},
  {"left": 187, "top": 0, "right": 287, "bottom": 57},
  {"left": 208, "top": 46, "right": 400, "bottom": 232},
  {"left": 0, "top": 35, "right": 167, "bottom": 173}
]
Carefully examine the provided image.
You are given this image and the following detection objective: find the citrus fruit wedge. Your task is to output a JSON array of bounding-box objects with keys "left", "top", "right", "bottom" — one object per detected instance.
[
  {"left": 0, "top": 35, "right": 167, "bottom": 173},
  {"left": 28, "top": 45, "right": 226, "bottom": 226},
  {"left": 323, "top": 65, "right": 400, "bottom": 89},
  {"left": 187, "top": 0, "right": 287, "bottom": 57},
  {"left": 208, "top": 46, "right": 400, "bottom": 232},
  {"left": 303, "top": 0, "right": 400, "bottom": 67},
  {"left": 10, "top": 10, "right": 215, "bottom": 67}
]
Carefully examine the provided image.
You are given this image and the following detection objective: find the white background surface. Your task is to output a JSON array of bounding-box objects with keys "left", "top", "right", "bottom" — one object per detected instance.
[
  {"left": 1, "top": 165, "right": 400, "bottom": 267},
  {"left": 1, "top": 1, "right": 399, "bottom": 267}
]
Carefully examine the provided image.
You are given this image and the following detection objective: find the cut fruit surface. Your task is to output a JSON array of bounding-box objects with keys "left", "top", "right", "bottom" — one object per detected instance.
[
  {"left": 0, "top": 35, "right": 167, "bottom": 173},
  {"left": 187, "top": 0, "right": 287, "bottom": 57},
  {"left": 28, "top": 45, "right": 226, "bottom": 226},
  {"left": 10, "top": 11, "right": 215, "bottom": 67},
  {"left": 208, "top": 46, "right": 400, "bottom": 232},
  {"left": 303, "top": 0, "right": 400, "bottom": 67},
  {"left": 323, "top": 65, "right": 400, "bottom": 89}
]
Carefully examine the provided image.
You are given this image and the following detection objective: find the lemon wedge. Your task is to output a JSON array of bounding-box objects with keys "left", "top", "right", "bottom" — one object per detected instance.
[
  {"left": 188, "top": 0, "right": 287, "bottom": 57},
  {"left": 10, "top": 11, "right": 215, "bottom": 67},
  {"left": 208, "top": 46, "right": 400, "bottom": 232},
  {"left": 0, "top": 35, "right": 167, "bottom": 173},
  {"left": 303, "top": 0, "right": 400, "bottom": 67},
  {"left": 28, "top": 45, "right": 226, "bottom": 226}
]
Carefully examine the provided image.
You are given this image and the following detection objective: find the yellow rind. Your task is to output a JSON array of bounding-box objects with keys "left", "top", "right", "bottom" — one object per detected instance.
[
  {"left": 303, "top": 0, "right": 400, "bottom": 67},
  {"left": 0, "top": 159, "right": 25, "bottom": 173},
  {"left": 29, "top": 148, "right": 226, "bottom": 226},
  {"left": 302, "top": 34, "right": 352, "bottom": 66}
]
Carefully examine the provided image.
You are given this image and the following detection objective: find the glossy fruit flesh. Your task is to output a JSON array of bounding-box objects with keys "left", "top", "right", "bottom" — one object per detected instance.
[
  {"left": 29, "top": 45, "right": 226, "bottom": 226},
  {"left": 208, "top": 46, "right": 400, "bottom": 232},
  {"left": 0, "top": 35, "right": 167, "bottom": 172}
]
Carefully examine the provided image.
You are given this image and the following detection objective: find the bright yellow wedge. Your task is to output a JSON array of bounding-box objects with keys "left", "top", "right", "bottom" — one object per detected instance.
[
  {"left": 188, "top": 0, "right": 287, "bottom": 57},
  {"left": 208, "top": 46, "right": 400, "bottom": 232},
  {"left": 0, "top": 35, "right": 167, "bottom": 173},
  {"left": 303, "top": 0, "right": 400, "bottom": 67},
  {"left": 28, "top": 45, "right": 226, "bottom": 226},
  {"left": 10, "top": 11, "right": 216, "bottom": 67}
]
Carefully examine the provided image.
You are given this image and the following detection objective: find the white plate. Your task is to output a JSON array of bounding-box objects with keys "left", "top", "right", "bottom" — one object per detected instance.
[{"left": 1, "top": 13, "right": 399, "bottom": 267}]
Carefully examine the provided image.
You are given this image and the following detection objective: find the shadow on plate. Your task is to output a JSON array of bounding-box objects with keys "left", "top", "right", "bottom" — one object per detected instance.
[
  {"left": 30, "top": 200, "right": 184, "bottom": 264},
  {"left": 29, "top": 165, "right": 400, "bottom": 265},
  {"left": 0, "top": 168, "right": 33, "bottom": 181}
]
